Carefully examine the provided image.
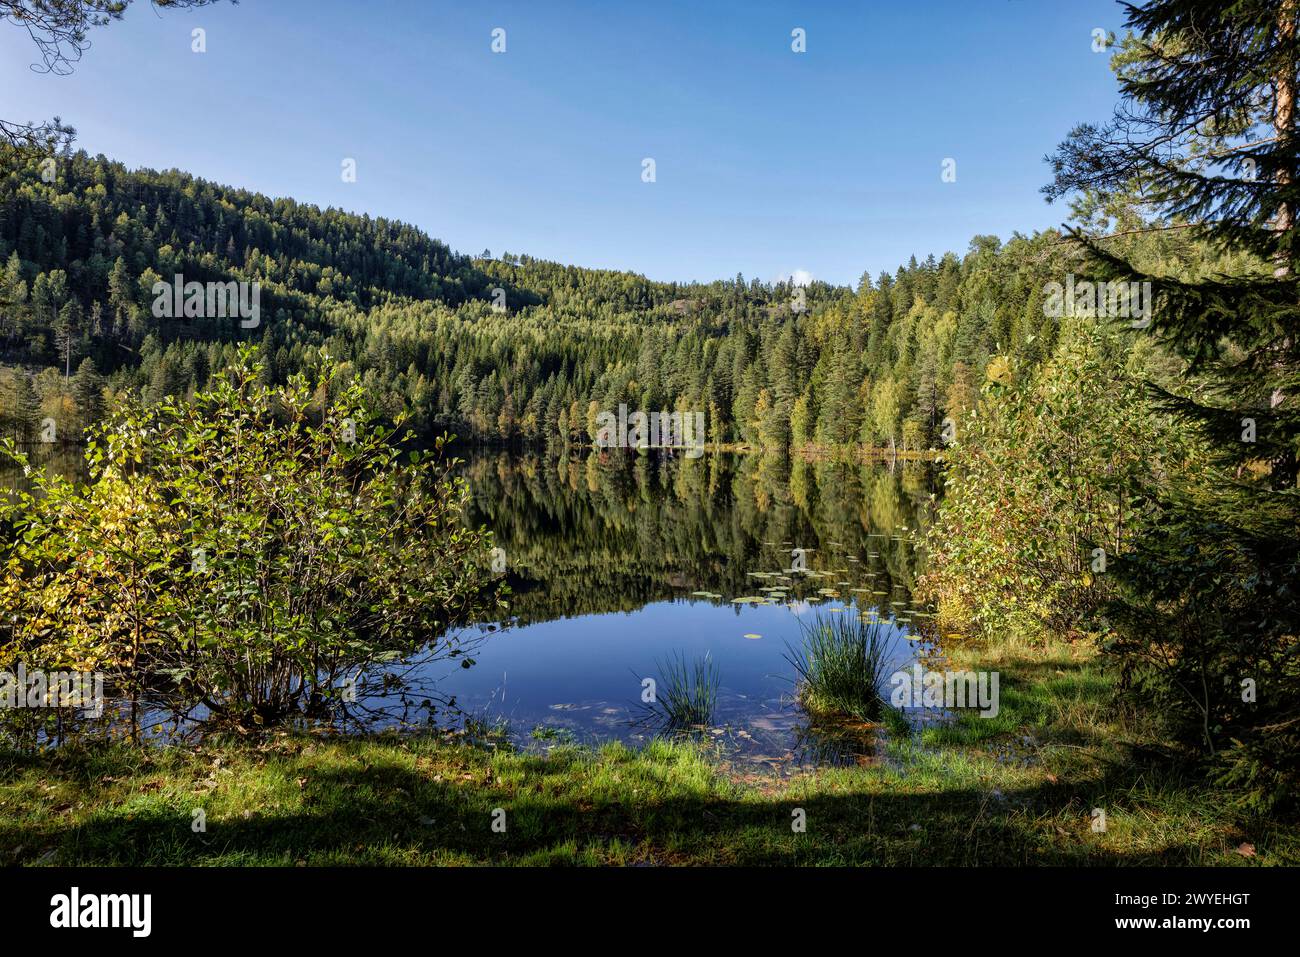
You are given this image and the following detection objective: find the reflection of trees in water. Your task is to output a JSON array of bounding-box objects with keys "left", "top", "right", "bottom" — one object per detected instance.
[
  {"left": 0, "top": 446, "right": 939, "bottom": 625},
  {"left": 0, "top": 445, "right": 87, "bottom": 499},
  {"left": 459, "top": 450, "right": 941, "bottom": 625}
]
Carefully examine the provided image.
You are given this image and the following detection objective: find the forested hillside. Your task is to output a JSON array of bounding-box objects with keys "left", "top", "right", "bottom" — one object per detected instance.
[{"left": 0, "top": 147, "right": 1193, "bottom": 450}]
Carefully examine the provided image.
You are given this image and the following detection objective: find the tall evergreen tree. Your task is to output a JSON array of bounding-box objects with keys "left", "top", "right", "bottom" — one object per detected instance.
[
  {"left": 71, "top": 355, "right": 104, "bottom": 429},
  {"left": 1046, "top": 0, "right": 1300, "bottom": 805}
]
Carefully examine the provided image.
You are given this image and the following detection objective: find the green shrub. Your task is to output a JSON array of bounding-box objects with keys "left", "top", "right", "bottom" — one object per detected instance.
[
  {"left": 0, "top": 347, "right": 505, "bottom": 731},
  {"left": 920, "top": 321, "right": 1197, "bottom": 644}
]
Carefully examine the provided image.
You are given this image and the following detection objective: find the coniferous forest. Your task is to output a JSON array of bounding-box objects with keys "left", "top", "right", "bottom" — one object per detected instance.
[{"left": 2, "top": 150, "right": 1162, "bottom": 453}]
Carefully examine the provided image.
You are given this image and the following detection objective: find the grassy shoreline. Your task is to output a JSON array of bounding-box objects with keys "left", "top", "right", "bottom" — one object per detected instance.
[{"left": 2, "top": 639, "right": 1293, "bottom": 866}]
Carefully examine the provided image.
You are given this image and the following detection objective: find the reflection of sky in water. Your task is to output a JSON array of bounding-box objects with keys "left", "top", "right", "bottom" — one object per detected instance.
[{"left": 394, "top": 595, "right": 930, "bottom": 770}]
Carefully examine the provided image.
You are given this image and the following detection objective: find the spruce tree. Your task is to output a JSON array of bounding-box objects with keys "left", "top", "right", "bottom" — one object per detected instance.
[
  {"left": 1046, "top": 0, "right": 1300, "bottom": 806},
  {"left": 71, "top": 356, "right": 104, "bottom": 430},
  {"left": 10, "top": 372, "right": 40, "bottom": 441}
]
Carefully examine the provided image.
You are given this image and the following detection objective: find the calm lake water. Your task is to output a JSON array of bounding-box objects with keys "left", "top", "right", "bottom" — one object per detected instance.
[
  {"left": 420, "top": 450, "right": 943, "bottom": 770},
  {"left": 3, "top": 446, "right": 944, "bottom": 770}
]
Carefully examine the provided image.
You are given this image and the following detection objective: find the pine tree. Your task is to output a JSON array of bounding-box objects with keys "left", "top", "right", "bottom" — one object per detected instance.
[
  {"left": 107, "top": 256, "right": 134, "bottom": 339},
  {"left": 818, "top": 342, "right": 861, "bottom": 445},
  {"left": 54, "top": 297, "right": 81, "bottom": 378},
  {"left": 0, "top": 250, "right": 27, "bottom": 343}
]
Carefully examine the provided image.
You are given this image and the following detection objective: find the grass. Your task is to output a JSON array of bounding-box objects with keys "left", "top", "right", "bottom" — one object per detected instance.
[
  {"left": 1, "top": 638, "right": 1296, "bottom": 866},
  {"left": 785, "top": 612, "right": 893, "bottom": 722}
]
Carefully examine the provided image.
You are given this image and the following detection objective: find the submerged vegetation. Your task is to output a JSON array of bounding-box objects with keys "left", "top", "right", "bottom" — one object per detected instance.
[{"left": 2, "top": 636, "right": 1294, "bottom": 866}]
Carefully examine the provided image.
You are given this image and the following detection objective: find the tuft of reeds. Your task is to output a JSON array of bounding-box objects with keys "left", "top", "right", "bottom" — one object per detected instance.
[
  {"left": 785, "top": 612, "right": 893, "bottom": 722},
  {"left": 640, "top": 651, "right": 720, "bottom": 732}
]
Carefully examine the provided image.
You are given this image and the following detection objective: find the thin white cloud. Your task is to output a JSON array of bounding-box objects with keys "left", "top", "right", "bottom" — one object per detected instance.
[{"left": 773, "top": 269, "right": 814, "bottom": 287}]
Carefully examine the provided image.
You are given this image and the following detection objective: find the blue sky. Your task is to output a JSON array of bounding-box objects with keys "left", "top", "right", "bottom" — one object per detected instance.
[{"left": 0, "top": 0, "right": 1124, "bottom": 286}]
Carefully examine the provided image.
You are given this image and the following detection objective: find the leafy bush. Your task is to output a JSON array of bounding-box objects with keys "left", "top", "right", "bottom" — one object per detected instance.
[
  {"left": 921, "top": 319, "right": 1299, "bottom": 809},
  {"left": 0, "top": 348, "right": 505, "bottom": 730},
  {"left": 920, "top": 321, "right": 1197, "bottom": 644}
]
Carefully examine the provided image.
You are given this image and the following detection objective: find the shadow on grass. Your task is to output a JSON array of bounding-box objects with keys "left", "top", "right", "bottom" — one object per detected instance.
[{"left": 0, "top": 735, "right": 1272, "bottom": 867}]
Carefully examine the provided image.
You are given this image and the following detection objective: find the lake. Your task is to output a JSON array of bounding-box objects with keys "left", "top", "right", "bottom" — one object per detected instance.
[{"left": 403, "top": 449, "right": 944, "bottom": 771}]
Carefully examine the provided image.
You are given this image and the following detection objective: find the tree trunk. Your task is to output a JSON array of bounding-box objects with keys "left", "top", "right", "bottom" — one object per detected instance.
[{"left": 1275, "top": 0, "right": 1296, "bottom": 275}]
